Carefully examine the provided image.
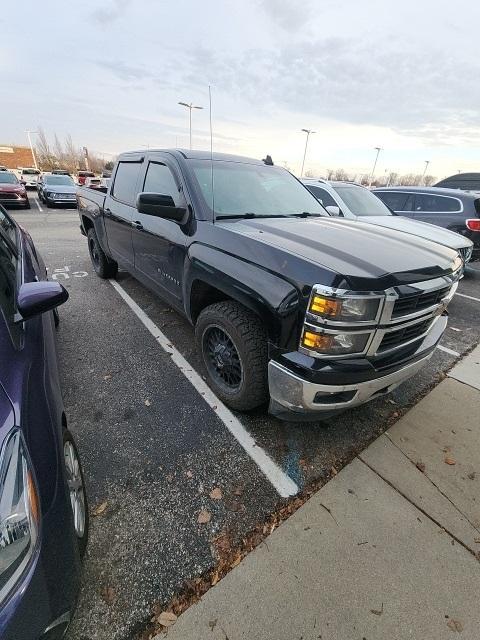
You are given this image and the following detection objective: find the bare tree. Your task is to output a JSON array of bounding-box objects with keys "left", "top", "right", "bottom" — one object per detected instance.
[
  {"left": 35, "top": 127, "right": 57, "bottom": 170},
  {"left": 326, "top": 168, "right": 335, "bottom": 180},
  {"left": 333, "top": 168, "right": 350, "bottom": 181},
  {"left": 423, "top": 175, "right": 437, "bottom": 186},
  {"left": 399, "top": 173, "right": 422, "bottom": 186},
  {"left": 304, "top": 168, "right": 316, "bottom": 178}
]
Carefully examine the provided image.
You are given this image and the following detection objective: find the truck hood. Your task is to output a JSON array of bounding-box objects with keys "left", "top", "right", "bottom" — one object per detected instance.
[
  {"left": 216, "top": 216, "right": 459, "bottom": 290},
  {"left": 363, "top": 216, "right": 473, "bottom": 251}
]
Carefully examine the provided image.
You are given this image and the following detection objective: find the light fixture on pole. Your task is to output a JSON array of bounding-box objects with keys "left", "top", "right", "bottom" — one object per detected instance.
[
  {"left": 300, "top": 129, "right": 315, "bottom": 177},
  {"left": 368, "top": 147, "right": 382, "bottom": 188},
  {"left": 178, "top": 101, "right": 204, "bottom": 150},
  {"left": 422, "top": 160, "right": 430, "bottom": 184},
  {"left": 25, "top": 130, "right": 39, "bottom": 170}
]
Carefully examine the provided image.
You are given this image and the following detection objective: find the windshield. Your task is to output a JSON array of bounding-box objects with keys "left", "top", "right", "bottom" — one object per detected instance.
[
  {"left": 45, "top": 175, "right": 75, "bottom": 186},
  {"left": 22, "top": 169, "right": 40, "bottom": 175},
  {"left": 334, "top": 185, "right": 392, "bottom": 217},
  {"left": 189, "top": 160, "right": 327, "bottom": 218},
  {"left": 0, "top": 174, "right": 18, "bottom": 184}
]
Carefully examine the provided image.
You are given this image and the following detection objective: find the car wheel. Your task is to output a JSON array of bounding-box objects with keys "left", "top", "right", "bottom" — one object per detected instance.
[
  {"left": 196, "top": 301, "right": 269, "bottom": 411},
  {"left": 87, "top": 228, "right": 118, "bottom": 278},
  {"left": 24, "top": 199, "right": 31, "bottom": 209},
  {"left": 63, "top": 429, "right": 89, "bottom": 558}
]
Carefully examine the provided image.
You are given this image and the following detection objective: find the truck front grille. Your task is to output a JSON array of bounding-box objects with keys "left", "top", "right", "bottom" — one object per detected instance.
[
  {"left": 391, "top": 286, "right": 450, "bottom": 318},
  {"left": 378, "top": 317, "right": 434, "bottom": 353}
]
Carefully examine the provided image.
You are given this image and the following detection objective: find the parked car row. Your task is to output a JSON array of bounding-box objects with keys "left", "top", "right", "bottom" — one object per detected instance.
[
  {"left": 0, "top": 204, "right": 88, "bottom": 639},
  {"left": 303, "top": 179, "right": 478, "bottom": 262}
]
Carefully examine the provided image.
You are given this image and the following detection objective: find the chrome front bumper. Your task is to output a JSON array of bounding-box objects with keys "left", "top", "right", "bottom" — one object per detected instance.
[{"left": 268, "top": 350, "right": 434, "bottom": 418}]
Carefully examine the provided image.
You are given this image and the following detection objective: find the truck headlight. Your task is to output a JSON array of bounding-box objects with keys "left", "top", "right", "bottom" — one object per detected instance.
[
  {"left": 301, "top": 329, "right": 369, "bottom": 355},
  {"left": 0, "top": 431, "right": 40, "bottom": 604},
  {"left": 309, "top": 292, "right": 380, "bottom": 322}
]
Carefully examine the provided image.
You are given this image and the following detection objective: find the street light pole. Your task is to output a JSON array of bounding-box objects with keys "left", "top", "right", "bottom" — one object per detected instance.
[
  {"left": 178, "top": 101, "right": 204, "bottom": 150},
  {"left": 422, "top": 160, "right": 430, "bottom": 184},
  {"left": 300, "top": 128, "right": 315, "bottom": 178},
  {"left": 25, "top": 130, "right": 39, "bottom": 170},
  {"left": 368, "top": 147, "right": 382, "bottom": 188}
]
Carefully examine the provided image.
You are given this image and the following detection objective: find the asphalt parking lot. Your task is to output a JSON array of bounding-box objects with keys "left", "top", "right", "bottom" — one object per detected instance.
[{"left": 11, "top": 195, "right": 480, "bottom": 640}]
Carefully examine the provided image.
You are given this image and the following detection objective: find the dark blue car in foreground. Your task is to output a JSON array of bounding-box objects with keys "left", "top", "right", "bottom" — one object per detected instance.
[{"left": 0, "top": 204, "right": 88, "bottom": 639}]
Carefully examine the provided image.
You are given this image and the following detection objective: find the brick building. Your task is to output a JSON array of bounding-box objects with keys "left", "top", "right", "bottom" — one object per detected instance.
[{"left": 0, "top": 145, "right": 35, "bottom": 170}]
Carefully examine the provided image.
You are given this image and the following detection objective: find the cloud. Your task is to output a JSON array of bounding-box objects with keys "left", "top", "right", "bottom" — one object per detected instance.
[
  {"left": 91, "top": 0, "right": 131, "bottom": 24},
  {"left": 256, "top": 0, "right": 313, "bottom": 31}
]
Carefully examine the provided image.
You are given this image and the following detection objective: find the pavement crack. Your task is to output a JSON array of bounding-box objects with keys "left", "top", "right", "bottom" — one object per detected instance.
[
  {"left": 383, "top": 432, "right": 480, "bottom": 535},
  {"left": 357, "top": 455, "right": 480, "bottom": 559},
  {"left": 319, "top": 503, "right": 338, "bottom": 526}
]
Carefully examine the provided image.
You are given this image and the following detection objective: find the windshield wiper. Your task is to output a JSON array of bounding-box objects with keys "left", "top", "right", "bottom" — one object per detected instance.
[
  {"left": 216, "top": 213, "right": 286, "bottom": 220},
  {"left": 288, "top": 212, "right": 323, "bottom": 218}
]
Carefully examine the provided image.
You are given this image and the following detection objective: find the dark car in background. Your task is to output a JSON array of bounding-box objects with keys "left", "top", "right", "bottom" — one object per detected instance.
[
  {"left": 37, "top": 174, "right": 77, "bottom": 207},
  {"left": 0, "top": 173, "right": 30, "bottom": 209},
  {"left": 373, "top": 186, "right": 480, "bottom": 261},
  {"left": 0, "top": 204, "right": 88, "bottom": 639}
]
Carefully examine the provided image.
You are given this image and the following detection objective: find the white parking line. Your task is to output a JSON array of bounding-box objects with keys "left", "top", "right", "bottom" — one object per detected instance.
[
  {"left": 456, "top": 292, "right": 480, "bottom": 304},
  {"left": 109, "top": 279, "right": 299, "bottom": 498},
  {"left": 437, "top": 344, "right": 460, "bottom": 357},
  {"left": 34, "top": 197, "right": 43, "bottom": 212}
]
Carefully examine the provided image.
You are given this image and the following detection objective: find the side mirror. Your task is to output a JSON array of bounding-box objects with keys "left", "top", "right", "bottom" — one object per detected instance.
[
  {"left": 136, "top": 192, "right": 187, "bottom": 222},
  {"left": 15, "top": 281, "right": 68, "bottom": 322},
  {"left": 20, "top": 180, "right": 27, "bottom": 186},
  {"left": 325, "top": 205, "right": 342, "bottom": 216}
]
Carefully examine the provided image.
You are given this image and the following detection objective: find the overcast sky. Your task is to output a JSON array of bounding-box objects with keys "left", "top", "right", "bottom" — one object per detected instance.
[{"left": 2, "top": 0, "right": 479, "bottom": 178}]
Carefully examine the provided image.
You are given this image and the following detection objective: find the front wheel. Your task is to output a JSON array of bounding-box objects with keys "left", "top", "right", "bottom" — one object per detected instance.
[
  {"left": 196, "top": 301, "right": 269, "bottom": 411},
  {"left": 87, "top": 228, "right": 118, "bottom": 279},
  {"left": 63, "top": 430, "right": 89, "bottom": 558}
]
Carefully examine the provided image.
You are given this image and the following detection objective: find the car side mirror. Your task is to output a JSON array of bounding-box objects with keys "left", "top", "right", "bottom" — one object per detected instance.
[
  {"left": 325, "top": 205, "right": 342, "bottom": 216},
  {"left": 136, "top": 192, "right": 187, "bottom": 222},
  {"left": 20, "top": 180, "right": 26, "bottom": 186},
  {"left": 15, "top": 281, "right": 68, "bottom": 322}
]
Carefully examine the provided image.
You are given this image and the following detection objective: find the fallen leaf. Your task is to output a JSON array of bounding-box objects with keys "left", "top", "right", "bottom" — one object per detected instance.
[
  {"left": 166, "top": 474, "right": 173, "bottom": 483},
  {"left": 186, "top": 470, "right": 193, "bottom": 478},
  {"left": 144, "top": 399, "right": 151, "bottom": 407},
  {"left": 467, "top": 472, "right": 476, "bottom": 480},
  {"left": 211, "top": 571, "right": 220, "bottom": 586},
  {"left": 391, "top": 411, "right": 399, "bottom": 418},
  {"left": 447, "top": 618, "right": 463, "bottom": 632},
  {"left": 92, "top": 501, "right": 108, "bottom": 516},
  {"left": 208, "top": 619, "right": 218, "bottom": 631},
  {"left": 233, "top": 485, "right": 244, "bottom": 496},
  {"left": 370, "top": 603, "right": 383, "bottom": 616},
  {"left": 474, "top": 537, "right": 480, "bottom": 544},
  {"left": 416, "top": 461, "right": 426, "bottom": 473},
  {"left": 100, "top": 585, "right": 116, "bottom": 605},
  {"left": 197, "top": 509, "right": 211, "bottom": 524},
  {"left": 157, "top": 611, "right": 177, "bottom": 627},
  {"left": 330, "top": 466, "right": 338, "bottom": 476},
  {"left": 444, "top": 456, "right": 456, "bottom": 466},
  {"left": 103, "top": 374, "right": 112, "bottom": 381},
  {"left": 209, "top": 487, "right": 223, "bottom": 500}
]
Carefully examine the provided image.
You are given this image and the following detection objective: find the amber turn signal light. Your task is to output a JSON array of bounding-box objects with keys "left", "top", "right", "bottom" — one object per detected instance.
[
  {"left": 302, "top": 331, "right": 334, "bottom": 350},
  {"left": 309, "top": 295, "right": 341, "bottom": 317}
]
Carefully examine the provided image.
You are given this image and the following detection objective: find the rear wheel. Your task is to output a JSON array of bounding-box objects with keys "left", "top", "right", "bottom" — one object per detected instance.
[
  {"left": 63, "top": 430, "right": 89, "bottom": 558},
  {"left": 196, "top": 301, "right": 269, "bottom": 411},
  {"left": 87, "top": 228, "right": 118, "bottom": 279}
]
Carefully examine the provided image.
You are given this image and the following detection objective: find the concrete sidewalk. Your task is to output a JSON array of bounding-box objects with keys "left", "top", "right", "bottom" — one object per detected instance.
[{"left": 165, "top": 345, "right": 480, "bottom": 640}]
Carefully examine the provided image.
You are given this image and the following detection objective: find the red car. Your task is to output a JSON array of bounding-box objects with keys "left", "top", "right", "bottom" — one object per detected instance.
[
  {"left": 0, "top": 172, "right": 30, "bottom": 209},
  {"left": 77, "top": 171, "right": 96, "bottom": 186}
]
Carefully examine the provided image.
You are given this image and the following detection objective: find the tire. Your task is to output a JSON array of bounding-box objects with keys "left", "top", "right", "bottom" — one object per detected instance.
[
  {"left": 24, "top": 199, "right": 31, "bottom": 209},
  {"left": 45, "top": 197, "right": 53, "bottom": 208},
  {"left": 63, "top": 429, "right": 89, "bottom": 558},
  {"left": 87, "top": 228, "right": 118, "bottom": 279},
  {"left": 196, "top": 301, "right": 269, "bottom": 411}
]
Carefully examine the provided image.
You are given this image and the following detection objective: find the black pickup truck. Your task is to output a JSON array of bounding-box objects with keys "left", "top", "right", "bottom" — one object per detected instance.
[{"left": 77, "top": 150, "right": 462, "bottom": 421}]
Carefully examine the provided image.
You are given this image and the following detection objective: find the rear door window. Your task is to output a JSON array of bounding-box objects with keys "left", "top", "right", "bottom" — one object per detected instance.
[
  {"left": 414, "top": 194, "right": 462, "bottom": 213},
  {"left": 112, "top": 161, "right": 142, "bottom": 205}
]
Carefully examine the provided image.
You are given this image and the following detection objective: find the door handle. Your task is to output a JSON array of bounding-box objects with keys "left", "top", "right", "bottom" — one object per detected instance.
[
  {"left": 132, "top": 221, "right": 144, "bottom": 230},
  {"left": 104, "top": 208, "right": 112, "bottom": 217}
]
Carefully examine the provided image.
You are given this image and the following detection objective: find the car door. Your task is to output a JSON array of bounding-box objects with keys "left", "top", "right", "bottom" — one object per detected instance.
[
  {"left": 131, "top": 156, "right": 188, "bottom": 304},
  {"left": 375, "top": 191, "right": 415, "bottom": 218},
  {"left": 104, "top": 156, "right": 143, "bottom": 267},
  {"left": 412, "top": 193, "right": 464, "bottom": 231}
]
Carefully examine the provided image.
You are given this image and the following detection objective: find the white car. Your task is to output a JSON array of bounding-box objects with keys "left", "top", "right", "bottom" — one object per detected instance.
[
  {"left": 303, "top": 179, "right": 474, "bottom": 264},
  {"left": 19, "top": 167, "right": 41, "bottom": 188}
]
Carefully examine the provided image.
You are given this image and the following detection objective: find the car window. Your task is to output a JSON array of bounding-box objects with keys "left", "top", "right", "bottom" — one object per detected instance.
[
  {"left": 0, "top": 207, "right": 17, "bottom": 245},
  {"left": 143, "top": 162, "right": 181, "bottom": 205},
  {"left": 0, "top": 235, "right": 21, "bottom": 348},
  {"left": 334, "top": 185, "right": 392, "bottom": 216},
  {"left": 0, "top": 173, "right": 18, "bottom": 184},
  {"left": 306, "top": 186, "right": 338, "bottom": 208},
  {"left": 375, "top": 191, "right": 414, "bottom": 211},
  {"left": 44, "top": 176, "right": 74, "bottom": 186},
  {"left": 112, "top": 161, "right": 142, "bottom": 205},
  {"left": 414, "top": 194, "right": 461, "bottom": 213}
]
